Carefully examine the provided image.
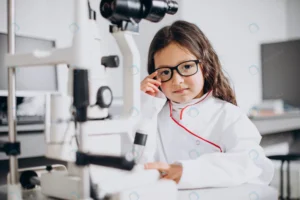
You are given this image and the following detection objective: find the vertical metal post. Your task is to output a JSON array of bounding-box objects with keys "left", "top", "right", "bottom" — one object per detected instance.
[
  {"left": 7, "top": 0, "right": 19, "bottom": 185},
  {"left": 78, "top": 123, "right": 91, "bottom": 199},
  {"left": 280, "top": 160, "right": 284, "bottom": 200},
  {"left": 287, "top": 160, "right": 290, "bottom": 200},
  {"left": 73, "top": 0, "right": 92, "bottom": 198}
]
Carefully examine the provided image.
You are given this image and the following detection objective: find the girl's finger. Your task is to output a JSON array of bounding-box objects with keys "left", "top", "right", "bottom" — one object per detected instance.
[
  {"left": 141, "top": 84, "right": 154, "bottom": 93},
  {"left": 145, "top": 162, "right": 170, "bottom": 170},
  {"left": 161, "top": 175, "right": 173, "bottom": 181},
  {"left": 144, "top": 162, "right": 161, "bottom": 170},
  {"left": 146, "top": 78, "right": 161, "bottom": 86},
  {"left": 148, "top": 71, "right": 158, "bottom": 79},
  {"left": 145, "top": 87, "right": 155, "bottom": 93},
  {"left": 159, "top": 170, "right": 168, "bottom": 177},
  {"left": 147, "top": 83, "right": 159, "bottom": 92}
]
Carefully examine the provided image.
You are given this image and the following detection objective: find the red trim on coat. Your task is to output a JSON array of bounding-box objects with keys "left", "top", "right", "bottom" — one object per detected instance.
[
  {"left": 179, "top": 90, "right": 212, "bottom": 120},
  {"left": 168, "top": 91, "right": 222, "bottom": 152}
]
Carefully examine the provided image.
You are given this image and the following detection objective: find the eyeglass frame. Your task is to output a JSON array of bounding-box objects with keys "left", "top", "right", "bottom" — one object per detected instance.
[{"left": 154, "top": 59, "right": 201, "bottom": 82}]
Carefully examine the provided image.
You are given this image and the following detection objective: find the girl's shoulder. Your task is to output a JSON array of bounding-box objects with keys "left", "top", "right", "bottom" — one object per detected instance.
[{"left": 211, "top": 96, "right": 246, "bottom": 124}]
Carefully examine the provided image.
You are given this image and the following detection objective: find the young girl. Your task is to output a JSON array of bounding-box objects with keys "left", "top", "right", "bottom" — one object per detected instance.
[{"left": 140, "top": 20, "right": 274, "bottom": 189}]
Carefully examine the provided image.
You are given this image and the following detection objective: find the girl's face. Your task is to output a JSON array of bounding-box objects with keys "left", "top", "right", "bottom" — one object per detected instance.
[{"left": 154, "top": 42, "right": 205, "bottom": 103}]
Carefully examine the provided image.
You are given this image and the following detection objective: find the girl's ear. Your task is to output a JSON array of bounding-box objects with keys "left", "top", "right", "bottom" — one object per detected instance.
[
  {"left": 199, "top": 62, "right": 203, "bottom": 69},
  {"left": 199, "top": 63, "right": 205, "bottom": 74}
]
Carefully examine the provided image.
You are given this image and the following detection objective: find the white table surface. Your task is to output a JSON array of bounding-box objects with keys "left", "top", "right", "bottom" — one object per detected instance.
[
  {"left": 178, "top": 183, "right": 277, "bottom": 200},
  {"left": 0, "top": 183, "right": 278, "bottom": 200}
]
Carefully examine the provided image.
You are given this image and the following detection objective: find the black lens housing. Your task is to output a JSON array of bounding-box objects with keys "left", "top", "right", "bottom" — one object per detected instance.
[{"left": 100, "top": 0, "right": 178, "bottom": 25}]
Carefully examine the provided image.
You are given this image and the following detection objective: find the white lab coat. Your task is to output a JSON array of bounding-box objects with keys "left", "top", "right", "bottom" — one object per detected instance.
[{"left": 139, "top": 90, "right": 274, "bottom": 189}]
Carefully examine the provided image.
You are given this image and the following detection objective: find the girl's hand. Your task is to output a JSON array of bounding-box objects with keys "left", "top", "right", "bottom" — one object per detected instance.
[
  {"left": 144, "top": 162, "right": 183, "bottom": 184},
  {"left": 140, "top": 71, "right": 161, "bottom": 96}
]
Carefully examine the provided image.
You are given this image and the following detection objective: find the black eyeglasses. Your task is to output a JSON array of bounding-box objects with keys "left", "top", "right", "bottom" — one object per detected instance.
[{"left": 154, "top": 60, "right": 201, "bottom": 82}]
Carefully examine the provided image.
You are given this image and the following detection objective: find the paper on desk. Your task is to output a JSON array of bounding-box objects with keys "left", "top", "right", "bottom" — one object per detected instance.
[{"left": 90, "top": 164, "right": 161, "bottom": 195}]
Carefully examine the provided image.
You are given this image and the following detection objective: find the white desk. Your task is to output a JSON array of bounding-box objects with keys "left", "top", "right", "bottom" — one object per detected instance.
[
  {"left": 178, "top": 184, "right": 277, "bottom": 200},
  {"left": 0, "top": 183, "right": 278, "bottom": 200},
  {"left": 251, "top": 114, "right": 300, "bottom": 135},
  {"left": 1, "top": 113, "right": 300, "bottom": 160}
]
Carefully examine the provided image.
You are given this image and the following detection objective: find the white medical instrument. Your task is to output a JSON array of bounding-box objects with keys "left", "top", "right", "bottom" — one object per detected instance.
[{"left": 0, "top": 0, "right": 178, "bottom": 199}]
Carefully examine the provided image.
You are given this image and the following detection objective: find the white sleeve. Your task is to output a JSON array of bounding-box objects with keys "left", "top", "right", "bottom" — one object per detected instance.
[
  {"left": 137, "top": 91, "right": 166, "bottom": 164},
  {"left": 176, "top": 114, "right": 275, "bottom": 189}
]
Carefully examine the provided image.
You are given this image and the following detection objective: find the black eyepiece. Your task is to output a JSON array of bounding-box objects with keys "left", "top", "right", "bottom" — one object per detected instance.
[
  {"left": 167, "top": 1, "right": 178, "bottom": 15},
  {"left": 100, "top": 0, "right": 178, "bottom": 25}
]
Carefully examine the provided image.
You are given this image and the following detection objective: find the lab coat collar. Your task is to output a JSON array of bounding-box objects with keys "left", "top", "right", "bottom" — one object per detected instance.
[{"left": 170, "top": 90, "right": 213, "bottom": 113}]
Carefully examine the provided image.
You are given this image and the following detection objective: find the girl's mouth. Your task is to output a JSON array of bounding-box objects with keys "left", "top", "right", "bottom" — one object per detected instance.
[{"left": 174, "top": 88, "right": 188, "bottom": 93}]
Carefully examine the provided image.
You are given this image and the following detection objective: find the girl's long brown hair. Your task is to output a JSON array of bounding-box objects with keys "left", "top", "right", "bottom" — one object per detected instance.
[{"left": 147, "top": 20, "right": 237, "bottom": 106}]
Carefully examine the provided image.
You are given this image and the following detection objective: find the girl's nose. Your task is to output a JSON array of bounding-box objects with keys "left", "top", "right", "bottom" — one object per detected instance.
[{"left": 171, "top": 70, "right": 184, "bottom": 85}]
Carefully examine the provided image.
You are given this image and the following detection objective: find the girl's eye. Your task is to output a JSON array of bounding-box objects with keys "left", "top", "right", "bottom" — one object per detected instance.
[
  {"left": 184, "top": 65, "right": 192, "bottom": 70},
  {"left": 160, "top": 70, "right": 170, "bottom": 76}
]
